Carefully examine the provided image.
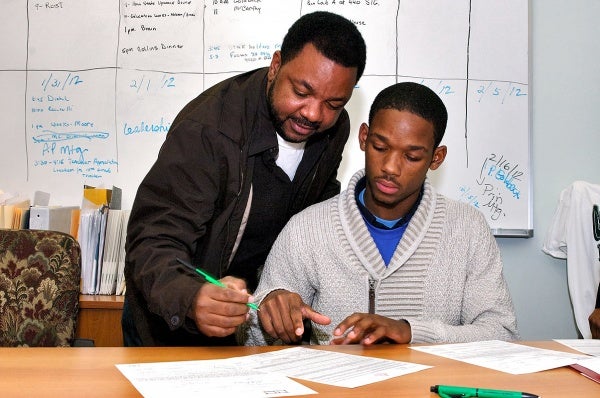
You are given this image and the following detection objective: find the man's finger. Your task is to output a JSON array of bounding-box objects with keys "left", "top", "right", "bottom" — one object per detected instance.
[
  {"left": 195, "top": 310, "right": 247, "bottom": 337},
  {"left": 301, "top": 305, "right": 331, "bottom": 326},
  {"left": 333, "top": 313, "right": 363, "bottom": 336},
  {"left": 259, "top": 299, "right": 301, "bottom": 343}
]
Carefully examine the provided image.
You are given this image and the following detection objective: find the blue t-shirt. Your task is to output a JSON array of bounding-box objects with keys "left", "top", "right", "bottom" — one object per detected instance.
[{"left": 355, "top": 178, "right": 422, "bottom": 266}]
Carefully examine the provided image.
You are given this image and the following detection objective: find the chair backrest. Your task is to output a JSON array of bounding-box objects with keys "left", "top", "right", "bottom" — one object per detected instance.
[{"left": 0, "top": 229, "right": 81, "bottom": 347}]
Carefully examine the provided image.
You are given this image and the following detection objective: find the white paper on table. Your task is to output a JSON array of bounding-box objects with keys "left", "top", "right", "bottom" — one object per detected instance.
[
  {"left": 230, "top": 346, "right": 432, "bottom": 388},
  {"left": 554, "top": 339, "right": 600, "bottom": 356},
  {"left": 409, "top": 340, "right": 589, "bottom": 374},
  {"left": 116, "top": 358, "right": 316, "bottom": 398},
  {"left": 574, "top": 357, "right": 600, "bottom": 374}
]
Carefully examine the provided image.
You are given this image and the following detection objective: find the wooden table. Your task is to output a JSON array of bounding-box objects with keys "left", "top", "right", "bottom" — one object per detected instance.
[{"left": 2, "top": 341, "right": 598, "bottom": 397}]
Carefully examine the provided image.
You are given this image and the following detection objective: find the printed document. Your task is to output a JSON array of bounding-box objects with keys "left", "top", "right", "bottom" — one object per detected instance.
[
  {"left": 116, "top": 358, "right": 316, "bottom": 398},
  {"left": 410, "top": 340, "right": 588, "bottom": 374},
  {"left": 231, "top": 346, "right": 431, "bottom": 388},
  {"left": 116, "top": 346, "right": 432, "bottom": 396},
  {"left": 554, "top": 339, "right": 600, "bottom": 356}
]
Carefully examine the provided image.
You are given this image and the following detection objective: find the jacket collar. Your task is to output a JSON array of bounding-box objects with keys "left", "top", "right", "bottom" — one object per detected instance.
[{"left": 338, "top": 169, "right": 438, "bottom": 278}]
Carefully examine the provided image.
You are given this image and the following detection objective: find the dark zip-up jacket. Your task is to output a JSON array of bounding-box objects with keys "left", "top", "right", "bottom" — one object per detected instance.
[{"left": 123, "top": 67, "right": 350, "bottom": 346}]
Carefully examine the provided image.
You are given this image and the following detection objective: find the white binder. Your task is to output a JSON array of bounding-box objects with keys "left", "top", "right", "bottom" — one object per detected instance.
[{"left": 29, "top": 206, "right": 79, "bottom": 234}]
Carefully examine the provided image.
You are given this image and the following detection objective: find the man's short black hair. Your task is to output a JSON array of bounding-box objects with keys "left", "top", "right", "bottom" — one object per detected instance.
[
  {"left": 280, "top": 11, "right": 367, "bottom": 82},
  {"left": 368, "top": 82, "right": 448, "bottom": 148}
]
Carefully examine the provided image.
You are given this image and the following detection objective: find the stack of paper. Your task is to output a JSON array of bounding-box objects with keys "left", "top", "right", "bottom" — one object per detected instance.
[
  {"left": 0, "top": 190, "right": 53, "bottom": 230},
  {"left": 77, "top": 185, "right": 129, "bottom": 295},
  {"left": 554, "top": 339, "right": 600, "bottom": 383},
  {"left": 0, "top": 197, "right": 31, "bottom": 229},
  {"left": 10, "top": 206, "right": 30, "bottom": 229},
  {"left": 79, "top": 206, "right": 108, "bottom": 295},
  {"left": 115, "top": 210, "right": 130, "bottom": 295},
  {"left": 99, "top": 209, "right": 130, "bottom": 295}
]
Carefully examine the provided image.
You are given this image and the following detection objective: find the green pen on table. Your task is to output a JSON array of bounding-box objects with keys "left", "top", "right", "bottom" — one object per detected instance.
[
  {"left": 176, "top": 257, "right": 259, "bottom": 311},
  {"left": 430, "top": 385, "right": 539, "bottom": 398}
]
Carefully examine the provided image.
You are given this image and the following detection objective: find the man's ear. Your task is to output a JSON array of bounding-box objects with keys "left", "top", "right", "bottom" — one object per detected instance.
[
  {"left": 267, "top": 50, "right": 282, "bottom": 82},
  {"left": 358, "top": 122, "right": 369, "bottom": 151},
  {"left": 429, "top": 145, "right": 447, "bottom": 170}
]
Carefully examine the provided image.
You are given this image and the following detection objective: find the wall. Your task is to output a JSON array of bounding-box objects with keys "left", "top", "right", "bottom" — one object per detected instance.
[
  {"left": 0, "top": 0, "right": 531, "bottom": 235},
  {"left": 501, "top": 0, "right": 600, "bottom": 339}
]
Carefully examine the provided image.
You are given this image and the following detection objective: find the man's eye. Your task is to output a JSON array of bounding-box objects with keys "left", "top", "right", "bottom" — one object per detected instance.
[
  {"left": 327, "top": 102, "right": 344, "bottom": 111},
  {"left": 294, "top": 89, "right": 308, "bottom": 97}
]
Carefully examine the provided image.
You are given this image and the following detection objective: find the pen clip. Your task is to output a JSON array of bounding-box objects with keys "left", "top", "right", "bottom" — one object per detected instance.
[{"left": 439, "top": 393, "right": 470, "bottom": 398}]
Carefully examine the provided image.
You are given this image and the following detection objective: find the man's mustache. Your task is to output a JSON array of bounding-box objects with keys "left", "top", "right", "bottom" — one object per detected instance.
[
  {"left": 375, "top": 174, "right": 399, "bottom": 186},
  {"left": 291, "top": 116, "right": 320, "bottom": 130}
]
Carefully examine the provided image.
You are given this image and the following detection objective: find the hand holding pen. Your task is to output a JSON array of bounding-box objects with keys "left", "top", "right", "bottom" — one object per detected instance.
[{"left": 177, "top": 258, "right": 258, "bottom": 338}]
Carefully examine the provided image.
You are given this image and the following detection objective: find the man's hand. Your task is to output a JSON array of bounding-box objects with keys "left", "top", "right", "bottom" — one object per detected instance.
[
  {"left": 589, "top": 308, "right": 600, "bottom": 339},
  {"left": 258, "top": 289, "right": 331, "bottom": 344},
  {"left": 190, "top": 276, "right": 255, "bottom": 337},
  {"left": 330, "top": 313, "right": 411, "bottom": 345}
]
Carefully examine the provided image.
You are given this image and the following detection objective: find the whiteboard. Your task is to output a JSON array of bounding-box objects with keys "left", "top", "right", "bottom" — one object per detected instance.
[{"left": 0, "top": 0, "right": 531, "bottom": 237}]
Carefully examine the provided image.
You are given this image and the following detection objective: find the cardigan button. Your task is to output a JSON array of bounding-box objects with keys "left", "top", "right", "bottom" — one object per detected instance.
[{"left": 170, "top": 315, "right": 180, "bottom": 326}]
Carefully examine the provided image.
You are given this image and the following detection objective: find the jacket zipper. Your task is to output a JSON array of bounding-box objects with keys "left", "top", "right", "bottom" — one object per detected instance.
[
  {"left": 368, "top": 278, "right": 376, "bottom": 314},
  {"left": 221, "top": 147, "right": 246, "bottom": 275}
]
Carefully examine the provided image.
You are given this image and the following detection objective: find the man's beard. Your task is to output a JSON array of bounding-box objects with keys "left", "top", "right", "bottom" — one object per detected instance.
[{"left": 266, "top": 76, "right": 320, "bottom": 144}]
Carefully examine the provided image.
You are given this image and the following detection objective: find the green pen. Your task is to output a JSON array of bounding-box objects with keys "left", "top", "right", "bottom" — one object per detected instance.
[
  {"left": 430, "top": 385, "right": 539, "bottom": 398},
  {"left": 176, "top": 257, "right": 259, "bottom": 311}
]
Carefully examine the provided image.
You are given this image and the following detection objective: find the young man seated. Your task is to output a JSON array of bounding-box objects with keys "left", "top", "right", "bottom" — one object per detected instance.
[{"left": 239, "top": 82, "right": 519, "bottom": 346}]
